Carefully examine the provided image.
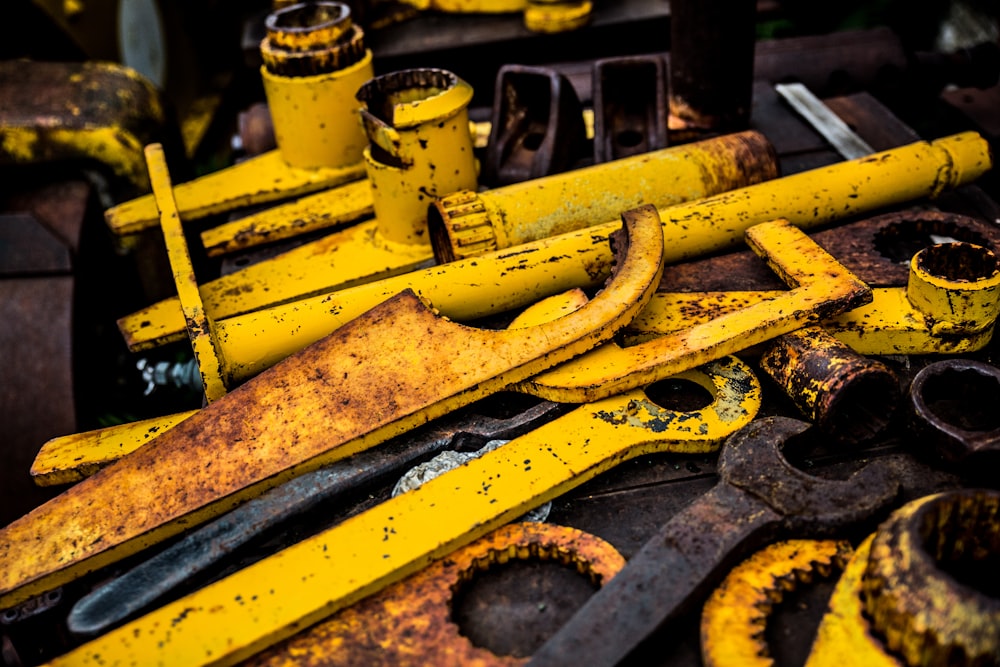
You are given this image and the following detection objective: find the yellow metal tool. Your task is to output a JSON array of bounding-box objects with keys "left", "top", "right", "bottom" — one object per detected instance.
[
  {"left": 700, "top": 539, "right": 854, "bottom": 667},
  {"left": 518, "top": 218, "right": 872, "bottom": 402},
  {"left": 103, "top": 2, "right": 372, "bottom": 239},
  {"left": 623, "top": 240, "right": 1000, "bottom": 356},
  {"left": 430, "top": 131, "right": 992, "bottom": 262},
  {"left": 805, "top": 488, "right": 1000, "bottom": 667},
  {"left": 244, "top": 522, "right": 625, "bottom": 667},
  {"left": 120, "top": 129, "right": 780, "bottom": 351},
  {"left": 0, "top": 203, "right": 664, "bottom": 611},
  {"left": 46, "top": 355, "right": 761, "bottom": 666}
]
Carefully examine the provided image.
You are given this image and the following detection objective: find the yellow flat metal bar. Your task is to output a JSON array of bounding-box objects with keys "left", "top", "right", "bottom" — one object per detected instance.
[
  {"left": 49, "top": 356, "right": 760, "bottom": 667},
  {"left": 200, "top": 178, "right": 375, "bottom": 256},
  {"left": 117, "top": 132, "right": 992, "bottom": 357},
  {"left": 517, "top": 218, "right": 872, "bottom": 402},
  {"left": 0, "top": 204, "right": 664, "bottom": 610},
  {"left": 30, "top": 411, "right": 198, "bottom": 486},
  {"left": 146, "top": 144, "right": 227, "bottom": 403},
  {"left": 104, "top": 149, "right": 367, "bottom": 237}
]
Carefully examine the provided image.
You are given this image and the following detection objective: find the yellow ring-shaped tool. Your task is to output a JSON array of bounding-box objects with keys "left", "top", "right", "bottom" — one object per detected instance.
[
  {"left": 524, "top": 0, "right": 592, "bottom": 33},
  {"left": 906, "top": 242, "right": 1000, "bottom": 335},
  {"left": 265, "top": 1, "right": 353, "bottom": 51},
  {"left": 701, "top": 539, "right": 853, "bottom": 667}
]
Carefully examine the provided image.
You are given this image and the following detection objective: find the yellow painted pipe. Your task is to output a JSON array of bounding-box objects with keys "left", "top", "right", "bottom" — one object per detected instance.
[{"left": 149, "top": 132, "right": 992, "bottom": 383}]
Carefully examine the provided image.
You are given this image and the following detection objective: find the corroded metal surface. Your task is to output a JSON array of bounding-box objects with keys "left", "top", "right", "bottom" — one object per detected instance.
[
  {"left": 760, "top": 326, "right": 900, "bottom": 445},
  {"left": 244, "top": 522, "right": 625, "bottom": 667},
  {"left": 909, "top": 358, "right": 1000, "bottom": 465},
  {"left": 592, "top": 55, "right": 669, "bottom": 164},
  {"left": 700, "top": 539, "right": 853, "bottom": 667},
  {"left": 526, "top": 417, "right": 900, "bottom": 667},
  {"left": 806, "top": 489, "right": 1000, "bottom": 667},
  {"left": 48, "top": 356, "right": 758, "bottom": 666},
  {"left": 0, "top": 204, "right": 665, "bottom": 610}
]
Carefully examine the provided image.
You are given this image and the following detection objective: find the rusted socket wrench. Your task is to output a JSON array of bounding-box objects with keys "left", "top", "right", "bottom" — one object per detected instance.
[
  {"left": 259, "top": 2, "right": 374, "bottom": 170},
  {"left": 909, "top": 358, "right": 1000, "bottom": 467},
  {"left": 592, "top": 55, "right": 669, "bottom": 164},
  {"left": 761, "top": 326, "right": 901, "bottom": 445},
  {"left": 807, "top": 488, "right": 1000, "bottom": 667},
  {"left": 482, "top": 64, "right": 588, "bottom": 187}
]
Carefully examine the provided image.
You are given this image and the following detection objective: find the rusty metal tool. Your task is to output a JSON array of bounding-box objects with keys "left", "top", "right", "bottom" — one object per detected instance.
[
  {"left": 244, "top": 522, "right": 624, "bottom": 666},
  {"left": 775, "top": 82, "right": 876, "bottom": 160},
  {"left": 805, "top": 488, "right": 1000, "bottom": 667},
  {"left": 908, "top": 358, "right": 1000, "bottom": 468},
  {"left": 482, "top": 64, "right": 588, "bottom": 187},
  {"left": 525, "top": 416, "right": 900, "bottom": 667},
  {"left": 759, "top": 326, "right": 901, "bottom": 445},
  {"left": 120, "top": 130, "right": 776, "bottom": 351},
  {"left": 700, "top": 539, "right": 854, "bottom": 667},
  {"left": 523, "top": 0, "right": 592, "bottom": 33},
  {"left": 0, "top": 201, "right": 664, "bottom": 611},
  {"left": 48, "top": 355, "right": 761, "bottom": 665},
  {"left": 592, "top": 55, "right": 669, "bottom": 164},
  {"left": 103, "top": 2, "right": 373, "bottom": 240},
  {"left": 66, "top": 398, "right": 569, "bottom": 636}
]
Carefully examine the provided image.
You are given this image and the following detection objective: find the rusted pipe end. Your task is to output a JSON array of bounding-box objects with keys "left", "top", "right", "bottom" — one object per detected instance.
[
  {"left": 260, "top": 2, "right": 365, "bottom": 76},
  {"left": 760, "top": 328, "right": 901, "bottom": 445},
  {"left": 862, "top": 489, "right": 1000, "bottom": 667},
  {"left": 909, "top": 358, "right": 1000, "bottom": 466}
]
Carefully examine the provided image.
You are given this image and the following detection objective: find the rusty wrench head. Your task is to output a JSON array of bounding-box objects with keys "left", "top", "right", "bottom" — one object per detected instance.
[{"left": 526, "top": 416, "right": 900, "bottom": 667}]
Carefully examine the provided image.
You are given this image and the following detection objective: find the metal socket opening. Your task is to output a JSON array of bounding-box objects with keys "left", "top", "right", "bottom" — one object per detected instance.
[{"left": 915, "top": 242, "right": 1000, "bottom": 282}]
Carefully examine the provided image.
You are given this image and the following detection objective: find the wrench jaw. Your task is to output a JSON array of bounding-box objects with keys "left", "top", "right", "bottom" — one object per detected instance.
[{"left": 719, "top": 416, "right": 902, "bottom": 535}]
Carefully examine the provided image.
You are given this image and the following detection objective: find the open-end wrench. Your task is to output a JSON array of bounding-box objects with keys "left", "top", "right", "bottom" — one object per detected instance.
[
  {"left": 65, "top": 397, "right": 570, "bottom": 637},
  {"left": 526, "top": 416, "right": 900, "bottom": 667}
]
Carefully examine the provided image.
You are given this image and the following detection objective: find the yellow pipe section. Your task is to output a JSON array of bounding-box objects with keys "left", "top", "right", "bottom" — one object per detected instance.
[
  {"left": 430, "top": 129, "right": 777, "bottom": 260},
  {"left": 117, "top": 129, "right": 781, "bottom": 350},
  {"left": 150, "top": 133, "right": 990, "bottom": 382}
]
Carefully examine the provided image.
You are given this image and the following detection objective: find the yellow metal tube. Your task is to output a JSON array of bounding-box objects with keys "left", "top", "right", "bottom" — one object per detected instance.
[
  {"left": 430, "top": 129, "right": 778, "bottom": 261},
  {"left": 357, "top": 68, "right": 479, "bottom": 246}
]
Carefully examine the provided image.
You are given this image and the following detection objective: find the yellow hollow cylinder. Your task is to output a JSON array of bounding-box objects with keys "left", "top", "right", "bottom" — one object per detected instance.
[
  {"left": 357, "top": 69, "right": 478, "bottom": 245},
  {"left": 430, "top": 129, "right": 779, "bottom": 261},
  {"left": 906, "top": 242, "right": 1000, "bottom": 335},
  {"left": 259, "top": 2, "right": 374, "bottom": 170}
]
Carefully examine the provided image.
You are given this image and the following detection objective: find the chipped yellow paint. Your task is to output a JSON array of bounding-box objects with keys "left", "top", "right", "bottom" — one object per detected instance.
[
  {"left": 120, "top": 130, "right": 777, "bottom": 351},
  {"left": 803, "top": 535, "right": 901, "bottom": 667},
  {"left": 0, "top": 126, "right": 38, "bottom": 161},
  {"left": 49, "top": 356, "right": 758, "bottom": 667},
  {"left": 0, "top": 204, "right": 664, "bottom": 611},
  {"left": 700, "top": 539, "right": 853, "bottom": 667},
  {"left": 401, "top": 0, "right": 526, "bottom": 11},
  {"left": 31, "top": 411, "right": 198, "bottom": 486},
  {"left": 147, "top": 144, "right": 228, "bottom": 402},
  {"left": 518, "top": 219, "right": 872, "bottom": 402},
  {"left": 200, "top": 178, "right": 375, "bottom": 256},
  {"left": 104, "top": 151, "right": 368, "bottom": 237}
]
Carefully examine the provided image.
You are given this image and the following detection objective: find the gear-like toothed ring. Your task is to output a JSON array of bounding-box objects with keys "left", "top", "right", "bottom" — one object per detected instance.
[
  {"left": 243, "top": 523, "right": 625, "bottom": 666},
  {"left": 701, "top": 539, "right": 854, "bottom": 667},
  {"left": 260, "top": 2, "right": 366, "bottom": 77},
  {"left": 429, "top": 190, "right": 501, "bottom": 262},
  {"left": 861, "top": 489, "right": 1000, "bottom": 667}
]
